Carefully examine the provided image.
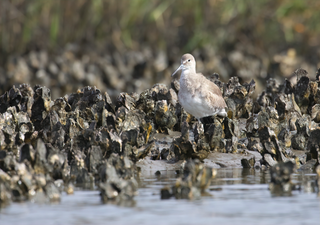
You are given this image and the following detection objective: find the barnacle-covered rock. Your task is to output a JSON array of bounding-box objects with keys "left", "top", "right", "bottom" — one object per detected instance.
[
  {"left": 120, "top": 109, "right": 146, "bottom": 131},
  {"left": 136, "top": 84, "right": 178, "bottom": 121},
  {"left": 0, "top": 91, "right": 10, "bottom": 114},
  {"left": 257, "top": 78, "right": 278, "bottom": 108},
  {"left": 116, "top": 92, "right": 137, "bottom": 111},
  {"left": 258, "top": 126, "right": 288, "bottom": 166},
  {"left": 257, "top": 108, "right": 280, "bottom": 135},
  {"left": 18, "top": 84, "right": 35, "bottom": 117},
  {"left": 225, "top": 77, "right": 254, "bottom": 118},
  {"left": 121, "top": 129, "right": 140, "bottom": 151},
  {"left": 241, "top": 157, "right": 256, "bottom": 168},
  {"left": 46, "top": 144, "right": 66, "bottom": 180},
  {"left": 277, "top": 128, "right": 292, "bottom": 149},
  {"left": 298, "top": 158, "right": 317, "bottom": 171},
  {"left": 246, "top": 115, "right": 259, "bottom": 135},
  {"left": 133, "top": 141, "right": 155, "bottom": 160},
  {"left": 276, "top": 93, "right": 301, "bottom": 121},
  {"left": 136, "top": 89, "right": 155, "bottom": 116},
  {"left": 0, "top": 151, "right": 6, "bottom": 169},
  {"left": 16, "top": 111, "right": 34, "bottom": 143},
  {"left": 0, "top": 108, "right": 18, "bottom": 151},
  {"left": 150, "top": 83, "right": 178, "bottom": 106},
  {"left": 193, "top": 123, "right": 210, "bottom": 159},
  {"left": 44, "top": 182, "right": 61, "bottom": 202},
  {"left": 154, "top": 100, "right": 177, "bottom": 131},
  {"left": 171, "top": 122, "right": 197, "bottom": 160},
  {"left": 108, "top": 130, "right": 122, "bottom": 155},
  {"left": 85, "top": 146, "right": 103, "bottom": 175},
  {"left": 101, "top": 108, "right": 117, "bottom": 131},
  {"left": 70, "top": 149, "right": 91, "bottom": 185},
  {"left": 2, "top": 61, "right": 320, "bottom": 207},
  {"left": 204, "top": 118, "right": 225, "bottom": 152},
  {"left": 160, "top": 159, "right": 216, "bottom": 199},
  {"left": 0, "top": 84, "right": 146, "bottom": 206},
  {"left": 224, "top": 76, "right": 241, "bottom": 97},
  {"left": 150, "top": 147, "right": 160, "bottom": 160},
  {"left": 247, "top": 137, "right": 264, "bottom": 153},
  {"left": 0, "top": 151, "right": 15, "bottom": 172},
  {"left": 0, "top": 169, "right": 11, "bottom": 206},
  {"left": 118, "top": 109, "right": 155, "bottom": 159},
  {"left": 269, "top": 161, "right": 295, "bottom": 196},
  {"left": 8, "top": 86, "right": 22, "bottom": 108},
  {"left": 279, "top": 79, "right": 294, "bottom": 95},
  {"left": 75, "top": 86, "right": 104, "bottom": 111},
  {"left": 50, "top": 97, "right": 68, "bottom": 125},
  {"left": 225, "top": 136, "right": 240, "bottom": 153},
  {"left": 306, "top": 128, "right": 320, "bottom": 162},
  {"left": 33, "top": 138, "right": 51, "bottom": 174},
  {"left": 291, "top": 115, "right": 310, "bottom": 150},
  {"left": 262, "top": 153, "right": 277, "bottom": 167},
  {"left": 294, "top": 70, "right": 310, "bottom": 114},
  {"left": 31, "top": 85, "right": 52, "bottom": 130},
  {"left": 0, "top": 86, "right": 26, "bottom": 114},
  {"left": 311, "top": 104, "right": 320, "bottom": 123},
  {"left": 99, "top": 155, "right": 137, "bottom": 205},
  {"left": 160, "top": 148, "right": 175, "bottom": 160},
  {"left": 19, "top": 144, "right": 35, "bottom": 164}
]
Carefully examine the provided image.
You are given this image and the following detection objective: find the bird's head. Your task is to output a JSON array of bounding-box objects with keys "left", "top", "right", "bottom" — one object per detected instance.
[{"left": 172, "top": 53, "right": 196, "bottom": 77}]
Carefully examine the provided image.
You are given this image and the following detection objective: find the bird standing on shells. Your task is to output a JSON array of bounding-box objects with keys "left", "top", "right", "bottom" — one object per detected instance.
[{"left": 172, "top": 53, "right": 227, "bottom": 122}]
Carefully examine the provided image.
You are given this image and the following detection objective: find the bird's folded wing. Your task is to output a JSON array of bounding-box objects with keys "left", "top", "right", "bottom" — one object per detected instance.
[{"left": 204, "top": 91, "right": 227, "bottom": 109}]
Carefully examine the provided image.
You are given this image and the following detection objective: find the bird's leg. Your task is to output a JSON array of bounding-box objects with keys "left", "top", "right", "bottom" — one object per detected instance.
[{"left": 197, "top": 118, "right": 204, "bottom": 132}]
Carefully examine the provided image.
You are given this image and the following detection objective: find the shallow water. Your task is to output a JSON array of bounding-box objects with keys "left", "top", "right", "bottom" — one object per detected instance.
[{"left": 1, "top": 169, "right": 319, "bottom": 225}]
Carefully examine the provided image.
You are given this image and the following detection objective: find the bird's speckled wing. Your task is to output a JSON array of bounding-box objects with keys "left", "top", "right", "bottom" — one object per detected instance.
[{"left": 198, "top": 73, "right": 227, "bottom": 109}]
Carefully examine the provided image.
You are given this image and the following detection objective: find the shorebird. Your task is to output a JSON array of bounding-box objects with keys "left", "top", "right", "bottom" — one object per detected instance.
[{"left": 172, "top": 53, "right": 227, "bottom": 121}]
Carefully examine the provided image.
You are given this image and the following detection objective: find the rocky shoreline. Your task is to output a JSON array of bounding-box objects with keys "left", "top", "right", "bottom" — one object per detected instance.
[{"left": 1, "top": 67, "right": 320, "bottom": 206}]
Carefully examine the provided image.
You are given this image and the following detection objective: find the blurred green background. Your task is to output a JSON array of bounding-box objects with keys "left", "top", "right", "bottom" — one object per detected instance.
[
  {"left": 1, "top": 0, "right": 319, "bottom": 60},
  {"left": 1, "top": 0, "right": 320, "bottom": 100}
]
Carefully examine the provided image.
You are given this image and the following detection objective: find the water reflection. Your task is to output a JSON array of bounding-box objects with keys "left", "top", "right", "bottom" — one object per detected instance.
[
  {"left": 1, "top": 168, "right": 319, "bottom": 225},
  {"left": 137, "top": 168, "right": 318, "bottom": 193}
]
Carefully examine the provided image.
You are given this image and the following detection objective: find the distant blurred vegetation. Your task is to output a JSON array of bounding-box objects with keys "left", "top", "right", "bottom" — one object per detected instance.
[{"left": 1, "top": 0, "right": 320, "bottom": 62}]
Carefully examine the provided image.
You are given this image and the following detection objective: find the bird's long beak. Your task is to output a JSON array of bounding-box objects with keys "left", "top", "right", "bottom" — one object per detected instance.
[{"left": 171, "top": 64, "right": 183, "bottom": 77}]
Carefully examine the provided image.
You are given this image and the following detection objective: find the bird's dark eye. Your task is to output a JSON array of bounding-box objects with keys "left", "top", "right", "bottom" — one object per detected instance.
[{"left": 188, "top": 59, "right": 191, "bottom": 62}]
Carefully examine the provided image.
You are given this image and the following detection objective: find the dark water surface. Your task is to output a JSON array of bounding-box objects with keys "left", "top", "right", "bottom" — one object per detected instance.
[{"left": 1, "top": 169, "right": 319, "bottom": 225}]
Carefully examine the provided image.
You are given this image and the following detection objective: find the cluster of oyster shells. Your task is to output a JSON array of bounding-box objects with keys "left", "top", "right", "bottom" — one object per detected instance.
[
  {"left": 161, "top": 159, "right": 216, "bottom": 200},
  {"left": 1, "top": 67, "right": 320, "bottom": 205}
]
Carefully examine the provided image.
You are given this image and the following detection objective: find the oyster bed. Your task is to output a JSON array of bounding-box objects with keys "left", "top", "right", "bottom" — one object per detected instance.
[{"left": 1, "top": 67, "right": 320, "bottom": 206}]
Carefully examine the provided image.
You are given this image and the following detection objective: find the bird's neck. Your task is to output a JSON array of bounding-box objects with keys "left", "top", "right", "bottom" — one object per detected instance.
[
  {"left": 180, "top": 68, "right": 195, "bottom": 79},
  {"left": 180, "top": 68, "right": 196, "bottom": 91}
]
